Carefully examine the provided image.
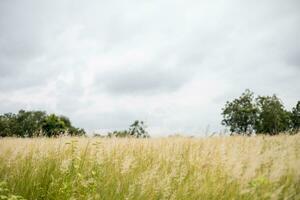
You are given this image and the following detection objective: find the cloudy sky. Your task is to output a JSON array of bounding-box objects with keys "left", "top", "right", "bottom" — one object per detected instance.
[{"left": 0, "top": 0, "right": 299, "bottom": 136}]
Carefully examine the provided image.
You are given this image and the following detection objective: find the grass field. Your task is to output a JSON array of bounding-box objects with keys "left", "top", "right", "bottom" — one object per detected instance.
[{"left": 0, "top": 135, "right": 299, "bottom": 200}]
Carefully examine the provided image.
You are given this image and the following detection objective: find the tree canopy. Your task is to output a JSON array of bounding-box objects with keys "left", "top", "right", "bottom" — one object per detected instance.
[
  {"left": 221, "top": 89, "right": 257, "bottom": 135},
  {"left": 0, "top": 110, "right": 85, "bottom": 137},
  {"left": 222, "top": 90, "right": 299, "bottom": 135},
  {"left": 255, "top": 95, "right": 291, "bottom": 135},
  {"left": 291, "top": 101, "right": 300, "bottom": 133}
]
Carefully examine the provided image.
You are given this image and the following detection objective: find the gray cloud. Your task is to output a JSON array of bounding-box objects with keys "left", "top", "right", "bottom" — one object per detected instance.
[
  {"left": 99, "top": 69, "right": 187, "bottom": 94},
  {"left": 94, "top": 60, "right": 197, "bottom": 95}
]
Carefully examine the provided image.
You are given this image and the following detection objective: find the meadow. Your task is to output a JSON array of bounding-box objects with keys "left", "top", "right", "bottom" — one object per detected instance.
[{"left": 0, "top": 135, "right": 299, "bottom": 200}]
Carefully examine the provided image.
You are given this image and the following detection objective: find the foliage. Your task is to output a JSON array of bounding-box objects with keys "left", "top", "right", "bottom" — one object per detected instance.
[
  {"left": 14, "top": 110, "right": 47, "bottom": 137},
  {"left": 291, "top": 101, "right": 300, "bottom": 133},
  {"left": 41, "top": 114, "right": 67, "bottom": 137},
  {"left": 41, "top": 115, "right": 85, "bottom": 137},
  {"left": 255, "top": 95, "right": 291, "bottom": 135},
  {"left": 0, "top": 110, "right": 85, "bottom": 137},
  {"left": 67, "top": 127, "right": 86, "bottom": 136},
  {"left": 0, "top": 110, "right": 46, "bottom": 137},
  {"left": 222, "top": 90, "right": 298, "bottom": 135},
  {"left": 93, "top": 133, "right": 105, "bottom": 138},
  {"left": 59, "top": 115, "right": 72, "bottom": 127},
  {"left": 222, "top": 89, "right": 257, "bottom": 135},
  {"left": 108, "top": 120, "right": 149, "bottom": 138},
  {"left": 0, "top": 135, "right": 299, "bottom": 199},
  {"left": 129, "top": 120, "right": 149, "bottom": 138},
  {"left": 108, "top": 130, "right": 131, "bottom": 138},
  {"left": 0, "top": 181, "right": 25, "bottom": 200}
]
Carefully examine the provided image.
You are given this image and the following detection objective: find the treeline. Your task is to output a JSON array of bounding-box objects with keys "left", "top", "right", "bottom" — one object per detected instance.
[
  {"left": 222, "top": 89, "right": 300, "bottom": 135},
  {"left": 0, "top": 110, "right": 85, "bottom": 137},
  {"left": 1, "top": 90, "right": 299, "bottom": 138}
]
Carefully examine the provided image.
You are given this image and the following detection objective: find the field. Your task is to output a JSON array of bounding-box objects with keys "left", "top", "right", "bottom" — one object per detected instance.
[{"left": 0, "top": 135, "right": 299, "bottom": 200}]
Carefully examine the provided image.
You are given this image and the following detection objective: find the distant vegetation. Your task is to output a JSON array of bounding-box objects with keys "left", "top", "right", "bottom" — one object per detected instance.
[
  {"left": 222, "top": 89, "right": 300, "bottom": 135},
  {"left": 107, "top": 120, "right": 149, "bottom": 138},
  {"left": 1, "top": 89, "right": 299, "bottom": 138},
  {"left": 0, "top": 110, "right": 149, "bottom": 138},
  {"left": 0, "top": 110, "right": 85, "bottom": 137}
]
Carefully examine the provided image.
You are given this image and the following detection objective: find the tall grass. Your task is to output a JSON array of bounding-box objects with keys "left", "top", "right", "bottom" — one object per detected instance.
[{"left": 0, "top": 135, "right": 299, "bottom": 199}]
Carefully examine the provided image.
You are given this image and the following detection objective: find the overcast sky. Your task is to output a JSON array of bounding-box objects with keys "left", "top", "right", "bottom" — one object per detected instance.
[{"left": 0, "top": 0, "right": 299, "bottom": 136}]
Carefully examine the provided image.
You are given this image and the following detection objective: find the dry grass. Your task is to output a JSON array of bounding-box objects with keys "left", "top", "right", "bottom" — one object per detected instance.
[{"left": 0, "top": 134, "right": 299, "bottom": 199}]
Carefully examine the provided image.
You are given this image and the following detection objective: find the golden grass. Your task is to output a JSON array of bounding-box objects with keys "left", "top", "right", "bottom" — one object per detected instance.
[{"left": 0, "top": 134, "right": 299, "bottom": 199}]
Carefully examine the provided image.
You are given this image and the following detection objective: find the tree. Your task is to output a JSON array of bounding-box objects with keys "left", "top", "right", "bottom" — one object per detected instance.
[
  {"left": 41, "top": 114, "right": 86, "bottom": 137},
  {"left": 108, "top": 130, "right": 130, "bottom": 138},
  {"left": 108, "top": 120, "right": 149, "bottom": 138},
  {"left": 58, "top": 115, "right": 85, "bottom": 136},
  {"left": 0, "top": 111, "right": 47, "bottom": 137},
  {"left": 0, "top": 113, "right": 16, "bottom": 137},
  {"left": 291, "top": 101, "right": 300, "bottom": 133},
  {"left": 59, "top": 115, "right": 72, "bottom": 127},
  {"left": 0, "top": 110, "right": 86, "bottom": 137},
  {"left": 129, "top": 120, "right": 149, "bottom": 138},
  {"left": 41, "top": 114, "right": 67, "bottom": 137},
  {"left": 15, "top": 110, "right": 47, "bottom": 137},
  {"left": 67, "top": 127, "right": 86, "bottom": 136},
  {"left": 221, "top": 90, "right": 297, "bottom": 135},
  {"left": 255, "top": 95, "right": 291, "bottom": 135},
  {"left": 221, "top": 89, "right": 257, "bottom": 135}
]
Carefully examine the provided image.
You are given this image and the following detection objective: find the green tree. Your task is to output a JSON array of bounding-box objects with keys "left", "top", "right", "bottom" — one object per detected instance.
[
  {"left": 0, "top": 111, "right": 46, "bottom": 137},
  {"left": 291, "top": 101, "right": 300, "bottom": 133},
  {"left": 15, "top": 110, "right": 47, "bottom": 137},
  {"left": 59, "top": 115, "right": 72, "bottom": 127},
  {"left": 41, "top": 114, "right": 67, "bottom": 137},
  {"left": 58, "top": 115, "right": 85, "bottom": 136},
  {"left": 0, "top": 113, "right": 16, "bottom": 137},
  {"left": 108, "top": 120, "right": 149, "bottom": 138},
  {"left": 67, "top": 127, "right": 86, "bottom": 136},
  {"left": 255, "top": 95, "right": 291, "bottom": 135},
  {"left": 129, "top": 120, "right": 149, "bottom": 138},
  {"left": 221, "top": 89, "right": 257, "bottom": 135},
  {"left": 0, "top": 110, "right": 85, "bottom": 137},
  {"left": 108, "top": 130, "right": 131, "bottom": 138}
]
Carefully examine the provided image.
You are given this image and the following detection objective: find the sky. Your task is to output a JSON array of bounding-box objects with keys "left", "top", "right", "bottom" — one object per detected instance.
[{"left": 0, "top": 0, "right": 299, "bottom": 136}]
